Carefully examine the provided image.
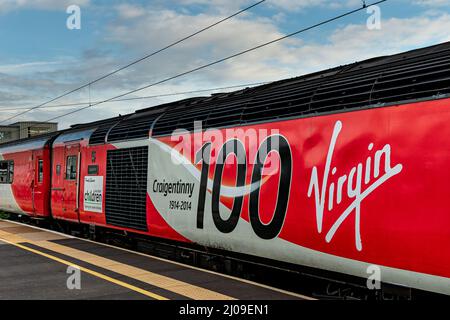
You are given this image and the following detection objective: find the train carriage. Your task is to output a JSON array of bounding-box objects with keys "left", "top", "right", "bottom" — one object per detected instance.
[
  {"left": 0, "top": 134, "right": 56, "bottom": 217},
  {"left": 1, "top": 42, "right": 450, "bottom": 296}
]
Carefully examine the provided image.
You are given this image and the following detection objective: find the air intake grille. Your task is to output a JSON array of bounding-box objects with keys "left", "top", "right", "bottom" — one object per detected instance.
[{"left": 105, "top": 147, "right": 148, "bottom": 231}]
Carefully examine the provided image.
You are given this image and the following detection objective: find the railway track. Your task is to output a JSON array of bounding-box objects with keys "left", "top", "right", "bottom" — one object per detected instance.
[{"left": 3, "top": 212, "right": 444, "bottom": 301}]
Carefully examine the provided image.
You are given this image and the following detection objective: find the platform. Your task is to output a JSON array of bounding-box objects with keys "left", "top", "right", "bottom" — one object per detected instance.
[{"left": 0, "top": 220, "right": 311, "bottom": 300}]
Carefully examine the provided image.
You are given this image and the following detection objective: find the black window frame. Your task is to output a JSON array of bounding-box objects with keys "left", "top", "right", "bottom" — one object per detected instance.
[
  {"left": 38, "top": 159, "right": 44, "bottom": 183},
  {"left": 65, "top": 155, "right": 78, "bottom": 181},
  {"left": 0, "top": 160, "right": 14, "bottom": 184}
]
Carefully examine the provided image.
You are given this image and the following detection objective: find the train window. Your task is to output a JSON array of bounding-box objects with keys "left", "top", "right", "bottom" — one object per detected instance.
[
  {"left": 56, "top": 165, "right": 61, "bottom": 176},
  {"left": 0, "top": 162, "right": 8, "bottom": 183},
  {"left": 8, "top": 161, "right": 13, "bottom": 183},
  {"left": 88, "top": 165, "right": 99, "bottom": 175},
  {"left": 65, "top": 156, "right": 77, "bottom": 180},
  {"left": 0, "top": 161, "right": 13, "bottom": 184},
  {"left": 38, "top": 160, "right": 44, "bottom": 182}
]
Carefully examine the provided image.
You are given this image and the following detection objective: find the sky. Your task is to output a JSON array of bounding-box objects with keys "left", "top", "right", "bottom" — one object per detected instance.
[{"left": 0, "top": 0, "right": 450, "bottom": 129}]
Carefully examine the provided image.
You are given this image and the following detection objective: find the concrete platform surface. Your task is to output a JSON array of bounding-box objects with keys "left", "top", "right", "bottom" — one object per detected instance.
[{"left": 0, "top": 220, "right": 312, "bottom": 300}]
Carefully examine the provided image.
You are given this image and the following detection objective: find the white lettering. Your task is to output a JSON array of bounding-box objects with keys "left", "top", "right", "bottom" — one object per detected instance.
[{"left": 308, "top": 121, "right": 403, "bottom": 251}]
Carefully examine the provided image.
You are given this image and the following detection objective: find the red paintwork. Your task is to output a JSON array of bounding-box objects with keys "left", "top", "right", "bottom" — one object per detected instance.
[
  {"left": 146, "top": 194, "right": 189, "bottom": 242},
  {"left": 154, "top": 98, "right": 450, "bottom": 280},
  {"left": 77, "top": 143, "right": 187, "bottom": 240},
  {"left": 51, "top": 132, "right": 97, "bottom": 223},
  {"left": 1, "top": 97, "right": 450, "bottom": 292},
  {"left": 52, "top": 142, "right": 80, "bottom": 222},
  {"left": 78, "top": 144, "right": 114, "bottom": 226},
  {"left": 0, "top": 145, "right": 52, "bottom": 217}
]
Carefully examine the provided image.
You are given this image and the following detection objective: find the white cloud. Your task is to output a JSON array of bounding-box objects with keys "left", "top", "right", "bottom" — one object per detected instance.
[
  {"left": 105, "top": 7, "right": 298, "bottom": 83},
  {"left": 116, "top": 3, "right": 146, "bottom": 19},
  {"left": 269, "top": 14, "right": 450, "bottom": 85},
  {"left": 0, "top": 0, "right": 89, "bottom": 13},
  {"left": 413, "top": 0, "right": 450, "bottom": 6},
  {"left": 2, "top": 3, "right": 450, "bottom": 129},
  {"left": 175, "top": 0, "right": 363, "bottom": 12},
  {"left": 267, "top": 0, "right": 361, "bottom": 11},
  {"left": 0, "top": 61, "right": 64, "bottom": 75},
  {"left": 105, "top": 5, "right": 450, "bottom": 80}
]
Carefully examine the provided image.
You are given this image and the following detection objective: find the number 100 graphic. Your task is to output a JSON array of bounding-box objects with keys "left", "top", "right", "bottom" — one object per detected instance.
[{"left": 195, "top": 135, "right": 292, "bottom": 240}]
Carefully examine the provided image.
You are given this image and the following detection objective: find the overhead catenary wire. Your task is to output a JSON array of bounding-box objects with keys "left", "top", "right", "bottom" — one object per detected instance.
[
  {"left": 0, "top": 81, "right": 270, "bottom": 112},
  {"left": 42, "top": 0, "right": 387, "bottom": 123},
  {"left": 3, "top": 81, "right": 270, "bottom": 139},
  {"left": 0, "top": 0, "right": 267, "bottom": 124}
]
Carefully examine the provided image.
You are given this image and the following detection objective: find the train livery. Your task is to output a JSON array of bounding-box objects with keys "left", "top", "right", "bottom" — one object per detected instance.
[{"left": 1, "top": 42, "right": 450, "bottom": 296}]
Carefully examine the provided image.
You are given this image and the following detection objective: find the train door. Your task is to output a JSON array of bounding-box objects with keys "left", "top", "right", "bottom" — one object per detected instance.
[
  {"left": 63, "top": 144, "right": 81, "bottom": 221},
  {"left": 32, "top": 150, "right": 45, "bottom": 216}
]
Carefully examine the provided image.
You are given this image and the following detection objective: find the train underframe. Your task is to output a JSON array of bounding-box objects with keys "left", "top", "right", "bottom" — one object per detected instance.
[{"left": 3, "top": 212, "right": 445, "bottom": 301}]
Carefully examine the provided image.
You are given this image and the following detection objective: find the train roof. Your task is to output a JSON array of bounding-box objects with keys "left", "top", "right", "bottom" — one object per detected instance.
[
  {"left": 2, "top": 41, "right": 450, "bottom": 147},
  {"left": 88, "top": 40, "right": 450, "bottom": 141},
  {"left": 0, "top": 131, "right": 59, "bottom": 153}
]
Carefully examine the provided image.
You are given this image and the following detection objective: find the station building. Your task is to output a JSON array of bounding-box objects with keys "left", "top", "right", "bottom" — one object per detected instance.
[{"left": 0, "top": 121, "right": 58, "bottom": 144}]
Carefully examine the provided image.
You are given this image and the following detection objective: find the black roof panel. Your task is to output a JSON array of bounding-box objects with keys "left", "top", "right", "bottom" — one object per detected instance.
[{"left": 54, "top": 41, "right": 450, "bottom": 142}]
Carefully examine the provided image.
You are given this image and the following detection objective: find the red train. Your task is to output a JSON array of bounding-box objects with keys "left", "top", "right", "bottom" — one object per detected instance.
[{"left": 1, "top": 42, "right": 450, "bottom": 296}]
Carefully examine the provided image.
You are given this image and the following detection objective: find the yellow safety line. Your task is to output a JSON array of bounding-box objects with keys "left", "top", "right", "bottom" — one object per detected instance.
[
  {"left": 0, "top": 228, "right": 234, "bottom": 300},
  {"left": 2, "top": 219, "right": 311, "bottom": 300},
  {"left": 37, "top": 240, "right": 235, "bottom": 300},
  {"left": 1, "top": 219, "right": 314, "bottom": 300},
  {"left": 0, "top": 237, "right": 168, "bottom": 300}
]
